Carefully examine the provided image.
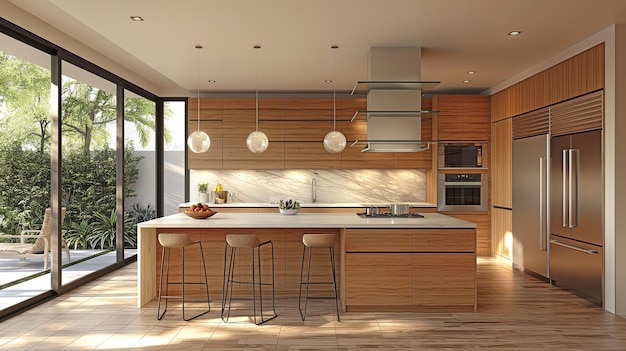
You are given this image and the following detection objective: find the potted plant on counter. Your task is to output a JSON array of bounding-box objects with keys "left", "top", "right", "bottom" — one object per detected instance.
[
  {"left": 197, "top": 182, "right": 210, "bottom": 203},
  {"left": 279, "top": 199, "right": 301, "bottom": 215}
]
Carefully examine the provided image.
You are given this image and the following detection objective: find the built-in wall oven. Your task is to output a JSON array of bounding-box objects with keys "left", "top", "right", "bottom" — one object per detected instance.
[{"left": 437, "top": 173, "right": 488, "bottom": 212}]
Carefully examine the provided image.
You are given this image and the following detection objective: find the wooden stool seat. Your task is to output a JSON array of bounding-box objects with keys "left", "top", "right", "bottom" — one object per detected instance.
[
  {"left": 159, "top": 233, "right": 199, "bottom": 248},
  {"left": 226, "top": 234, "right": 261, "bottom": 248},
  {"left": 302, "top": 233, "right": 336, "bottom": 248}
]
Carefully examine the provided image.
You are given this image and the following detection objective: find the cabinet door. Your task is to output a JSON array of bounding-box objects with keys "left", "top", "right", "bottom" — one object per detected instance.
[
  {"left": 188, "top": 98, "right": 223, "bottom": 169},
  {"left": 491, "top": 118, "right": 512, "bottom": 208},
  {"left": 345, "top": 253, "right": 412, "bottom": 306},
  {"left": 492, "top": 207, "right": 512, "bottom": 259},
  {"left": 413, "top": 253, "right": 476, "bottom": 308},
  {"left": 462, "top": 96, "right": 490, "bottom": 141},
  {"left": 435, "top": 95, "right": 464, "bottom": 141},
  {"left": 435, "top": 95, "right": 490, "bottom": 142}
]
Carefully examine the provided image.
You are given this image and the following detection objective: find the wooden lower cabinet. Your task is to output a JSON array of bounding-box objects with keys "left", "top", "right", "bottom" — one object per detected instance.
[
  {"left": 345, "top": 253, "right": 413, "bottom": 306},
  {"left": 343, "top": 228, "right": 477, "bottom": 312},
  {"left": 412, "top": 253, "right": 476, "bottom": 307}
]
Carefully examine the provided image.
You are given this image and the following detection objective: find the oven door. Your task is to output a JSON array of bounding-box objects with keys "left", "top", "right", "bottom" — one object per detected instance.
[{"left": 437, "top": 173, "right": 488, "bottom": 212}]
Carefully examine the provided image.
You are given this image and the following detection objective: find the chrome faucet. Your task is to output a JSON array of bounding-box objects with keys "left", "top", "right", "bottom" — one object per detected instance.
[{"left": 312, "top": 178, "right": 317, "bottom": 203}]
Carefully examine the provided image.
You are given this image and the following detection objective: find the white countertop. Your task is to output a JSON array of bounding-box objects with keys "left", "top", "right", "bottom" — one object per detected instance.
[
  {"left": 138, "top": 212, "right": 475, "bottom": 229},
  {"left": 179, "top": 202, "right": 437, "bottom": 208}
]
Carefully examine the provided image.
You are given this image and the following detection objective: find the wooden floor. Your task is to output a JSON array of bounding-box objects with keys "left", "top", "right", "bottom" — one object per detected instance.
[{"left": 0, "top": 258, "right": 625, "bottom": 350}]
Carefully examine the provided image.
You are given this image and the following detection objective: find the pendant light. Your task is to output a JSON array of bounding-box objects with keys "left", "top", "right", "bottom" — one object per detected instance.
[
  {"left": 187, "top": 44, "right": 211, "bottom": 153},
  {"left": 323, "top": 45, "right": 346, "bottom": 153},
  {"left": 246, "top": 45, "right": 269, "bottom": 153}
]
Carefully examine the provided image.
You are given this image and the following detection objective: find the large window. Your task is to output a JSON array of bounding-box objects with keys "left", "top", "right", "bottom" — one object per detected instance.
[
  {"left": 60, "top": 62, "right": 119, "bottom": 282},
  {"left": 0, "top": 21, "right": 162, "bottom": 317},
  {"left": 163, "top": 100, "right": 186, "bottom": 215},
  {"left": 124, "top": 90, "right": 157, "bottom": 248},
  {"left": 0, "top": 33, "right": 53, "bottom": 310}
]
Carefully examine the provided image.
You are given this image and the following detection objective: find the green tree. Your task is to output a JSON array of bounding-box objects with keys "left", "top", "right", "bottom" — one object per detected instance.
[{"left": 0, "top": 51, "right": 51, "bottom": 153}]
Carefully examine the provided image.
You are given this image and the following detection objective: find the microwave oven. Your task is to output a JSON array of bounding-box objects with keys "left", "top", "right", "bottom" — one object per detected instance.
[{"left": 438, "top": 143, "right": 485, "bottom": 168}]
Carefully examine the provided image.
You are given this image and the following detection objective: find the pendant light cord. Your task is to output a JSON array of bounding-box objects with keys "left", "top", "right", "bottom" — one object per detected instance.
[
  {"left": 332, "top": 45, "right": 338, "bottom": 131},
  {"left": 255, "top": 45, "right": 260, "bottom": 132},
  {"left": 196, "top": 45, "right": 202, "bottom": 132}
]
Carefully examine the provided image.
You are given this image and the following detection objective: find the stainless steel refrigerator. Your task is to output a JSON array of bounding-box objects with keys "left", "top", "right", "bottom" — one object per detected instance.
[
  {"left": 550, "top": 129, "right": 603, "bottom": 305},
  {"left": 512, "top": 134, "right": 549, "bottom": 278}
]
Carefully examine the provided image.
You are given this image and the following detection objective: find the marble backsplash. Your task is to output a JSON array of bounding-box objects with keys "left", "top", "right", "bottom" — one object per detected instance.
[{"left": 189, "top": 169, "right": 426, "bottom": 204}]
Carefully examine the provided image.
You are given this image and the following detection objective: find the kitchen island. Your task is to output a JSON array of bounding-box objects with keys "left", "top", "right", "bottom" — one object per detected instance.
[{"left": 137, "top": 212, "right": 477, "bottom": 312}]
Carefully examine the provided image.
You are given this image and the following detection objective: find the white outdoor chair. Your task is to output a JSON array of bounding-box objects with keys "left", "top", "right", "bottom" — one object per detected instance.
[{"left": 0, "top": 208, "right": 70, "bottom": 269}]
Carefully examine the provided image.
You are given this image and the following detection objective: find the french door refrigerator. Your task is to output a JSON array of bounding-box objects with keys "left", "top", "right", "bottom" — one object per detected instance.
[
  {"left": 512, "top": 134, "right": 549, "bottom": 278},
  {"left": 550, "top": 129, "right": 603, "bottom": 305}
]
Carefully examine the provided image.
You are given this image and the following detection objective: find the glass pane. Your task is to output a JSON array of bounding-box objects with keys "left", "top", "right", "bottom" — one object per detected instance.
[
  {"left": 0, "top": 33, "right": 52, "bottom": 309},
  {"left": 164, "top": 101, "right": 185, "bottom": 215},
  {"left": 124, "top": 90, "right": 156, "bottom": 256},
  {"left": 60, "top": 62, "right": 117, "bottom": 283}
]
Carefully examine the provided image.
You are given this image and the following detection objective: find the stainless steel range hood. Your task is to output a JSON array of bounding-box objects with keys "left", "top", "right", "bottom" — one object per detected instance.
[{"left": 357, "top": 47, "right": 438, "bottom": 153}]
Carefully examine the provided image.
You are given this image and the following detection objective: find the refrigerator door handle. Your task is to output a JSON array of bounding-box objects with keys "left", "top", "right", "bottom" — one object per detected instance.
[
  {"left": 539, "top": 157, "right": 545, "bottom": 251},
  {"left": 569, "top": 149, "right": 579, "bottom": 228},
  {"left": 562, "top": 149, "right": 569, "bottom": 227},
  {"left": 550, "top": 239, "right": 598, "bottom": 255}
]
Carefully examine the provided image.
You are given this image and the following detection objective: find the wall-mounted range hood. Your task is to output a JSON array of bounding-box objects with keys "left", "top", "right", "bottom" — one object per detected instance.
[{"left": 351, "top": 47, "right": 439, "bottom": 152}]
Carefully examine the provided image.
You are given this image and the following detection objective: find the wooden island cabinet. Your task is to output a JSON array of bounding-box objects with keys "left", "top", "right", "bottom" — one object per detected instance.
[
  {"left": 343, "top": 228, "right": 476, "bottom": 312},
  {"left": 137, "top": 212, "right": 477, "bottom": 313}
]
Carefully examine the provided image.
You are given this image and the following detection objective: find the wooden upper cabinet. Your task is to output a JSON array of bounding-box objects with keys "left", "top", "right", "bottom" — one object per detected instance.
[
  {"left": 491, "top": 43, "right": 604, "bottom": 121},
  {"left": 188, "top": 98, "right": 223, "bottom": 169},
  {"left": 434, "top": 95, "right": 490, "bottom": 142},
  {"left": 188, "top": 96, "right": 433, "bottom": 170}
]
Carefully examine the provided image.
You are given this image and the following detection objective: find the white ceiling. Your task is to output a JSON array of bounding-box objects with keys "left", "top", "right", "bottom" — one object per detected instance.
[{"left": 7, "top": 0, "right": 626, "bottom": 97}]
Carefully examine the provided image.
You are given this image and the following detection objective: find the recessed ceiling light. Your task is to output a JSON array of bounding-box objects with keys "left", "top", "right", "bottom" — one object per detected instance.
[
  {"left": 463, "top": 80, "right": 471, "bottom": 83},
  {"left": 467, "top": 71, "right": 476, "bottom": 75},
  {"left": 508, "top": 30, "right": 522, "bottom": 36},
  {"left": 130, "top": 16, "right": 144, "bottom": 22}
]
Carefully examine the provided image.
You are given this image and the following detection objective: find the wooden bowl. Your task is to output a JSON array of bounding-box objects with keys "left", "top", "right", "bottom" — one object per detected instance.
[{"left": 184, "top": 211, "right": 217, "bottom": 219}]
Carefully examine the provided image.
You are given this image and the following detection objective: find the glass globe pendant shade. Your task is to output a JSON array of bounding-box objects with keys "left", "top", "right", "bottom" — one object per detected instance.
[
  {"left": 187, "top": 130, "right": 211, "bottom": 153},
  {"left": 323, "top": 130, "right": 347, "bottom": 153},
  {"left": 246, "top": 130, "right": 269, "bottom": 153}
]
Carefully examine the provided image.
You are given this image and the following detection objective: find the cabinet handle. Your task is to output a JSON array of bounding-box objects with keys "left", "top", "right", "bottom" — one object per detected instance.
[
  {"left": 539, "top": 157, "right": 544, "bottom": 251},
  {"left": 550, "top": 239, "right": 597, "bottom": 255}
]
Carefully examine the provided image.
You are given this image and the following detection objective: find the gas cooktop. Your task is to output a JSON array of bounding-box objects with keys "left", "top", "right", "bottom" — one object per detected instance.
[{"left": 356, "top": 212, "right": 424, "bottom": 218}]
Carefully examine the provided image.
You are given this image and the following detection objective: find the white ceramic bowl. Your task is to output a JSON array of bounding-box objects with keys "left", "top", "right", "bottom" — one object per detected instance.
[{"left": 279, "top": 208, "right": 299, "bottom": 215}]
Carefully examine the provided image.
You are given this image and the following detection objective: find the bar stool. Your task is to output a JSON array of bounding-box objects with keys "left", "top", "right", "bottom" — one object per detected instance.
[
  {"left": 157, "top": 233, "right": 210, "bottom": 321},
  {"left": 299, "top": 233, "right": 340, "bottom": 321},
  {"left": 221, "top": 234, "right": 277, "bottom": 325}
]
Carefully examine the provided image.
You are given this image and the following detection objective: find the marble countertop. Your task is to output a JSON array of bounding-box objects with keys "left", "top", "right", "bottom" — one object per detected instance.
[
  {"left": 179, "top": 202, "right": 437, "bottom": 208},
  {"left": 138, "top": 212, "right": 475, "bottom": 229}
]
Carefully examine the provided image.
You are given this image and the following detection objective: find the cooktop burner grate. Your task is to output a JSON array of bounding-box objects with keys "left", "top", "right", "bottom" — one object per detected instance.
[{"left": 356, "top": 212, "right": 424, "bottom": 218}]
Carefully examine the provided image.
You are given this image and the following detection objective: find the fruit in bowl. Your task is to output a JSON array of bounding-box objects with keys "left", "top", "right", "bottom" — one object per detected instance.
[
  {"left": 279, "top": 199, "right": 301, "bottom": 215},
  {"left": 184, "top": 203, "right": 217, "bottom": 219}
]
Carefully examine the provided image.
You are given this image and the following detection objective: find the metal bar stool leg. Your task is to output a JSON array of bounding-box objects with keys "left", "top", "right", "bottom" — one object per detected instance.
[
  {"left": 157, "top": 233, "right": 210, "bottom": 321},
  {"left": 221, "top": 235, "right": 277, "bottom": 325},
  {"left": 330, "top": 246, "right": 340, "bottom": 322},
  {"left": 299, "top": 234, "right": 340, "bottom": 322},
  {"left": 157, "top": 246, "right": 168, "bottom": 320}
]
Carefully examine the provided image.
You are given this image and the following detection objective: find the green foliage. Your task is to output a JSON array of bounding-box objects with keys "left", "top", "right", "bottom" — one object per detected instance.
[
  {"left": 0, "top": 147, "right": 143, "bottom": 250},
  {"left": 0, "top": 51, "right": 51, "bottom": 153},
  {"left": 197, "top": 183, "right": 210, "bottom": 193},
  {"left": 129, "top": 203, "right": 156, "bottom": 224},
  {"left": 65, "top": 220, "right": 92, "bottom": 250},
  {"left": 88, "top": 209, "right": 137, "bottom": 249}
]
